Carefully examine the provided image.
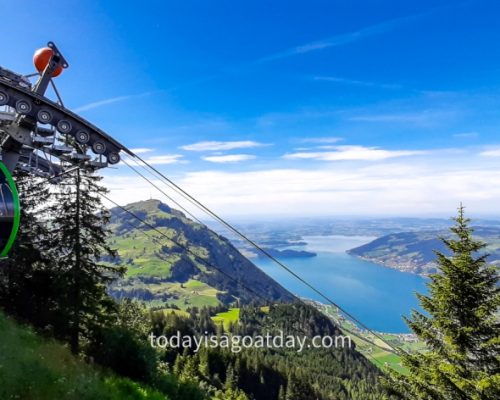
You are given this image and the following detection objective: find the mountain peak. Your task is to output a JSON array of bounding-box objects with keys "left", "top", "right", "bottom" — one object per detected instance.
[
  {"left": 113, "top": 198, "right": 191, "bottom": 220},
  {"left": 125, "top": 198, "right": 169, "bottom": 211},
  {"left": 107, "top": 198, "right": 294, "bottom": 307}
]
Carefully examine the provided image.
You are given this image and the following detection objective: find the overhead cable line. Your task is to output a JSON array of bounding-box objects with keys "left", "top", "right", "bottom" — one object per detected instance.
[
  {"left": 100, "top": 189, "right": 398, "bottom": 361},
  {"left": 120, "top": 157, "right": 204, "bottom": 225},
  {"left": 120, "top": 153, "right": 403, "bottom": 355}
]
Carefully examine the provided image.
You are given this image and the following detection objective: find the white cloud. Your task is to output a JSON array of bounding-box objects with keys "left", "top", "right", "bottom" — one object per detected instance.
[
  {"left": 103, "top": 150, "right": 500, "bottom": 217},
  {"left": 144, "top": 154, "right": 184, "bottom": 165},
  {"left": 74, "top": 92, "right": 151, "bottom": 112},
  {"left": 300, "top": 137, "right": 343, "bottom": 144},
  {"left": 479, "top": 148, "right": 500, "bottom": 157},
  {"left": 130, "top": 147, "right": 154, "bottom": 154},
  {"left": 254, "top": 11, "right": 430, "bottom": 64},
  {"left": 181, "top": 140, "right": 266, "bottom": 152},
  {"left": 350, "top": 110, "right": 456, "bottom": 125},
  {"left": 454, "top": 132, "right": 478, "bottom": 139},
  {"left": 283, "top": 145, "right": 425, "bottom": 161},
  {"left": 202, "top": 154, "right": 256, "bottom": 163}
]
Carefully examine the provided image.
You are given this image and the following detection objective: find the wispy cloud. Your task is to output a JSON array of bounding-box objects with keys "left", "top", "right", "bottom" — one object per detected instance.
[
  {"left": 283, "top": 145, "right": 425, "bottom": 161},
  {"left": 350, "top": 110, "right": 457, "bottom": 126},
  {"left": 130, "top": 147, "right": 154, "bottom": 154},
  {"left": 181, "top": 140, "right": 267, "bottom": 152},
  {"left": 254, "top": 11, "right": 429, "bottom": 64},
  {"left": 74, "top": 92, "right": 151, "bottom": 112},
  {"left": 313, "top": 76, "right": 401, "bottom": 90},
  {"left": 202, "top": 154, "right": 256, "bottom": 163},
  {"left": 454, "top": 132, "right": 478, "bottom": 139},
  {"left": 145, "top": 154, "right": 184, "bottom": 165},
  {"left": 479, "top": 148, "right": 500, "bottom": 157},
  {"left": 300, "top": 136, "right": 343, "bottom": 144}
]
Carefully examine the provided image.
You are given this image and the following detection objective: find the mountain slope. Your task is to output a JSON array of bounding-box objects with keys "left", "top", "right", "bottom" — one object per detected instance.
[
  {"left": 0, "top": 311, "right": 167, "bottom": 400},
  {"left": 107, "top": 200, "right": 294, "bottom": 308},
  {"left": 348, "top": 226, "right": 500, "bottom": 275}
]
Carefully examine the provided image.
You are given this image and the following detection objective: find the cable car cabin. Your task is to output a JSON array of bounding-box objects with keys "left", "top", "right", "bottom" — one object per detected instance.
[{"left": 0, "top": 162, "right": 19, "bottom": 257}]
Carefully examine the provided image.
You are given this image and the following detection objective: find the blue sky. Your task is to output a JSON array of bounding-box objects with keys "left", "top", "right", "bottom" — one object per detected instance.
[{"left": 4, "top": 0, "right": 500, "bottom": 217}]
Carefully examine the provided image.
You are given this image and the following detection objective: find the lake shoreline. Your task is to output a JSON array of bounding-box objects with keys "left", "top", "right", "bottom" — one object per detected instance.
[{"left": 254, "top": 234, "right": 428, "bottom": 333}]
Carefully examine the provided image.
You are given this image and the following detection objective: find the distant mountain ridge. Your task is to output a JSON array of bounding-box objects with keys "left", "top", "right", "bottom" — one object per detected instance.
[
  {"left": 348, "top": 226, "right": 500, "bottom": 275},
  {"left": 107, "top": 199, "right": 294, "bottom": 308}
]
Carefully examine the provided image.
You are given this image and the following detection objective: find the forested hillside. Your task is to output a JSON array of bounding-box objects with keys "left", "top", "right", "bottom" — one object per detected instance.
[
  {"left": 348, "top": 226, "right": 500, "bottom": 275},
  {"left": 107, "top": 199, "right": 294, "bottom": 308},
  {"left": 135, "top": 302, "right": 397, "bottom": 400},
  {"left": 0, "top": 172, "right": 397, "bottom": 399}
]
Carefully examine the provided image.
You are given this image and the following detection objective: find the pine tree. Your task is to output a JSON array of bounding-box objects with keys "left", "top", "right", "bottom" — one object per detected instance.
[
  {"left": 386, "top": 205, "right": 500, "bottom": 399},
  {"left": 225, "top": 364, "right": 237, "bottom": 390},
  {"left": 50, "top": 167, "right": 124, "bottom": 353},
  {"left": 0, "top": 171, "right": 57, "bottom": 329}
]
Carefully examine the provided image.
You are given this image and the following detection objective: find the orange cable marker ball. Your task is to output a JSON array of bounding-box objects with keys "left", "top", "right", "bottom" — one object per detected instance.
[{"left": 33, "top": 47, "right": 63, "bottom": 77}]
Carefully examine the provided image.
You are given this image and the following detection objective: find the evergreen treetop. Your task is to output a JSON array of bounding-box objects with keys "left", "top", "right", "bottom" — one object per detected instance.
[{"left": 386, "top": 205, "right": 500, "bottom": 400}]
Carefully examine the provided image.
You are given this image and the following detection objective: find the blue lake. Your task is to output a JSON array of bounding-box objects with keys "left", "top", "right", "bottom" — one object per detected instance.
[{"left": 254, "top": 235, "right": 429, "bottom": 333}]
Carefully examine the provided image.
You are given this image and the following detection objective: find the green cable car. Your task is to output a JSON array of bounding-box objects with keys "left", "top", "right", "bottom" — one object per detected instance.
[{"left": 0, "top": 162, "right": 20, "bottom": 257}]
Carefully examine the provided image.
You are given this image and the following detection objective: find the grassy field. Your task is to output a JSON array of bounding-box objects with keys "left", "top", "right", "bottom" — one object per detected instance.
[
  {"left": 315, "top": 303, "right": 426, "bottom": 374},
  {"left": 111, "top": 278, "right": 221, "bottom": 310},
  {"left": 0, "top": 311, "right": 167, "bottom": 400},
  {"left": 108, "top": 229, "right": 181, "bottom": 278},
  {"left": 212, "top": 308, "right": 240, "bottom": 330}
]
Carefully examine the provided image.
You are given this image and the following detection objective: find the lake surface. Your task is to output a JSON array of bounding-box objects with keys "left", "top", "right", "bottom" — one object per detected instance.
[{"left": 254, "top": 235, "right": 428, "bottom": 333}]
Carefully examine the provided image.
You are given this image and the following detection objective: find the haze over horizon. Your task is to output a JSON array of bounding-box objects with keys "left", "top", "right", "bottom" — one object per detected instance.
[{"left": 5, "top": 1, "right": 500, "bottom": 217}]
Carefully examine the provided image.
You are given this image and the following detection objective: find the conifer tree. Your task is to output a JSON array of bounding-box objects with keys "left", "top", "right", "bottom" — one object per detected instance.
[
  {"left": 386, "top": 206, "right": 500, "bottom": 399},
  {"left": 50, "top": 167, "right": 123, "bottom": 353},
  {"left": 0, "top": 171, "right": 57, "bottom": 328}
]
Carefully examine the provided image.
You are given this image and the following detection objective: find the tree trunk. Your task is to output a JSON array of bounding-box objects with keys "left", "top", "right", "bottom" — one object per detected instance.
[{"left": 70, "top": 168, "right": 81, "bottom": 354}]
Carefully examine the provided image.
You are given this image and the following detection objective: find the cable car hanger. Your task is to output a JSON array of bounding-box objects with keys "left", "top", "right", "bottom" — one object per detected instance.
[{"left": 0, "top": 41, "right": 134, "bottom": 256}]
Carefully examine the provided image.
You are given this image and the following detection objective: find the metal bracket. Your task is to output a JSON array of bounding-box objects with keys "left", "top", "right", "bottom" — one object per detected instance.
[{"left": 33, "top": 42, "right": 69, "bottom": 96}]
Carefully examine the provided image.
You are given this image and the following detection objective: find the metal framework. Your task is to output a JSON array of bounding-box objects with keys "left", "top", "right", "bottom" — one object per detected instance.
[
  {"left": 0, "top": 41, "right": 133, "bottom": 256},
  {"left": 0, "top": 41, "right": 132, "bottom": 177}
]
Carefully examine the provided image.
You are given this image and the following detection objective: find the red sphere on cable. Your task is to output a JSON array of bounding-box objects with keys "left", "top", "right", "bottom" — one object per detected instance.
[{"left": 33, "top": 47, "right": 63, "bottom": 77}]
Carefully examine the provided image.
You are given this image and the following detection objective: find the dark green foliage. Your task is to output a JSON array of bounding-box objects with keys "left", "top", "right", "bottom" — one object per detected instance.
[
  {"left": 0, "top": 171, "right": 59, "bottom": 332},
  {"left": 87, "top": 326, "right": 158, "bottom": 383},
  {"left": 0, "top": 311, "right": 168, "bottom": 400},
  {"left": 385, "top": 206, "right": 500, "bottom": 399},
  {"left": 157, "top": 303, "right": 393, "bottom": 400},
  {"left": 49, "top": 168, "right": 125, "bottom": 353},
  {"left": 0, "top": 172, "right": 398, "bottom": 399},
  {"left": 0, "top": 171, "right": 209, "bottom": 399}
]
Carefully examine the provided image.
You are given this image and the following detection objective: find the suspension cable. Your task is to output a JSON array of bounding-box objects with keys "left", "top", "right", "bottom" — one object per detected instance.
[
  {"left": 125, "top": 152, "right": 403, "bottom": 355},
  {"left": 120, "top": 157, "right": 204, "bottom": 225},
  {"left": 101, "top": 190, "right": 399, "bottom": 359}
]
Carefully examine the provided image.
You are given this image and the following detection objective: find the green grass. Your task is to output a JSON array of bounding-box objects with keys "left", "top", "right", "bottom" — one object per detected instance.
[
  {"left": 315, "top": 303, "right": 428, "bottom": 375},
  {"left": 108, "top": 229, "right": 182, "bottom": 278},
  {"left": 170, "top": 294, "right": 220, "bottom": 309},
  {"left": 0, "top": 311, "right": 167, "bottom": 400},
  {"left": 113, "top": 278, "right": 222, "bottom": 310},
  {"left": 212, "top": 308, "right": 240, "bottom": 330},
  {"left": 184, "top": 279, "right": 206, "bottom": 288}
]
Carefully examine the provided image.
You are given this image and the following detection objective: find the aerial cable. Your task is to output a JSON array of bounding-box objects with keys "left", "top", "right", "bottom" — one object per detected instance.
[
  {"left": 128, "top": 152, "right": 402, "bottom": 355},
  {"left": 100, "top": 189, "right": 399, "bottom": 359},
  {"left": 122, "top": 153, "right": 206, "bottom": 221},
  {"left": 120, "top": 157, "right": 204, "bottom": 225}
]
